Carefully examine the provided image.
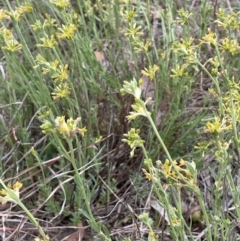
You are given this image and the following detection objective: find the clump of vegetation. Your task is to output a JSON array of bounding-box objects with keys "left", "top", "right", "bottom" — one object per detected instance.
[{"left": 1, "top": 0, "right": 240, "bottom": 240}]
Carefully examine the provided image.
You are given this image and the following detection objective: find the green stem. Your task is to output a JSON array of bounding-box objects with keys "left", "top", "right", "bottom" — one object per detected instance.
[
  {"left": 145, "top": 111, "right": 173, "bottom": 163},
  {"left": 66, "top": 139, "right": 111, "bottom": 241},
  {"left": 196, "top": 189, "right": 213, "bottom": 241}
]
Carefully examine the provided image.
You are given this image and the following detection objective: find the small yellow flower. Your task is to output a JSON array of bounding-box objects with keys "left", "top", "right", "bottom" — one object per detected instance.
[
  {"left": 171, "top": 218, "right": 181, "bottom": 226},
  {"left": 17, "top": 3, "right": 33, "bottom": 15},
  {"left": 51, "top": 64, "right": 69, "bottom": 82},
  {"left": 40, "top": 120, "right": 54, "bottom": 134},
  {"left": 50, "top": 0, "right": 70, "bottom": 9},
  {"left": 31, "top": 20, "right": 43, "bottom": 31},
  {"left": 122, "top": 128, "right": 145, "bottom": 157},
  {"left": 55, "top": 116, "right": 87, "bottom": 137},
  {"left": 8, "top": 3, "right": 32, "bottom": 22},
  {"left": 2, "top": 39, "right": 22, "bottom": 52},
  {"left": 179, "top": 159, "right": 186, "bottom": 167},
  {"left": 0, "top": 28, "right": 22, "bottom": 52},
  {"left": 200, "top": 28, "right": 217, "bottom": 46},
  {"left": 37, "top": 35, "right": 57, "bottom": 48},
  {"left": 163, "top": 159, "right": 171, "bottom": 178},
  {"left": 126, "top": 98, "right": 152, "bottom": 121},
  {"left": 204, "top": 116, "right": 232, "bottom": 133},
  {"left": 95, "top": 136, "right": 103, "bottom": 143},
  {"left": 123, "top": 9, "right": 136, "bottom": 23},
  {"left": 0, "top": 27, "right": 16, "bottom": 40},
  {"left": 57, "top": 23, "right": 77, "bottom": 40},
  {"left": 0, "top": 9, "right": 10, "bottom": 21},
  {"left": 219, "top": 38, "right": 240, "bottom": 55},
  {"left": 125, "top": 23, "right": 143, "bottom": 39},
  {"left": 133, "top": 39, "right": 152, "bottom": 52},
  {"left": 149, "top": 230, "right": 155, "bottom": 237},
  {"left": 170, "top": 64, "right": 189, "bottom": 78},
  {"left": 172, "top": 37, "right": 196, "bottom": 56},
  {"left": 0, "top": 189, "right": 6, "bottom": 196},
  {"left": 52, "top": 82, "right": 71, "bottom": 100},
  {"left": 215, "top": 8, "right": 240, "bottom": 30},
  {"left": 208, "top": 88, "right": 217, "bottom": 97},
  {"left": 141, "top": 65, "right": 159, "bottom": 80},
  {"left": 176, "top": 8, "right": 192, "bottom": 25},
  {"left": 49, "top": 59, "right": 59, "bottom": 71},
  {"left": 43, "top": 16, "right": 57, "bottom": 28},
  {"left": 13, "top": 181, "right": 22, "bottom": 191},
  {"left": 41, "top": 59, "right": 59, "bottom": 75},
  {"left": 8, "top": 10, "right": 21, "bottom": 22},
  {"left": 142, "top": 169, "right": 152, "bottom": 181},
  {"left": 55, "top": 116, "right": 68, "bottom": 133},
  {"left": 32, "top": 17, "right": 57, "bottom": 31},
  {"left": 35, "top": 54, "right": 47, "bottom": 66}
]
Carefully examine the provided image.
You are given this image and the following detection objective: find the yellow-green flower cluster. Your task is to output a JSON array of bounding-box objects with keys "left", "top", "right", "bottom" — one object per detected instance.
[
  {"left": 41, "top": 116, "right": 87, "bottom": 138},
  {"left": 141, "top": 65, "right": 159, "bottom": 81},
  {"left": 200, "top": 28, "right": 217, "bottom": 46},
  {"left": 219, "top": 38, "right": 240, "bottom": 55},
  {"left": 133, "top": 39, "right": 151, "bottom": 53},
  {"left": 0, "top": 181, "right": 22, "bottom": 205},
  {"left": 172, "top": 37, "right": 196, "bottom": 57},
  {"left": 0, "top": 27, "right": 22, "bottom": 52},
  {"left": 0, "top": 3, "right": 32, "bottom": 22},
  {"left": 35, "top": 54, "right": 70, "bottom": 100},
  {"left": 209, "top": 56, "right": 224, "bottom": 77},
  {"left": 120, "top": 78, "right": 142, "bottom": 98},
  {"left": 222, "top": 77, "right": 240, "bottom": 124},
  {"left": 32, "top": 3, "right": 78, "bottom": 100},
  {"left": 36, "top": 35, "right": 58, "bottom": 48},
  {"left": 122, "top": 9, "right": 136, "bottom": 23},
  {"left": 122, "top": 128, "right": 145, "bottom": 157},
  {"left": 0, "top": 9, "right": 10, "bottom": 21},
  {"left": 176, "top": 8, "right": 193, "bottom": 25},
  {"left": 123, "top": 8, "right": 153, "bottom": 53},
  {"left": 194, "top": 141, "right": 212, "bottom": 157},
  {"left": 31, "top": 15, "right": 57, "bottom": 31},
  {"left": 171, "top": 37, "right": 199, "bottom": 72},
  {"left": 55, "top": 116, "right": 87, "bottom": 137},
  {"left": 215, "top": 8, "right": 240, "bottom": 30},
  {"left": 159, "top": 159, "right": 197, "bottom": 187},
  {"left": 126, "top": 98, "right": 152, "bottom": 121},
  {"left": 120, "top": 78, "right": 153, "bottom": 121},
  {"left": 125, "top": 23, "right": 143, "bottom": 39},
  {"left": 57, "top": 23, "right": 77, "bottom": 40},
  {"left": 50, "top": 0, "right": 70, "bottom": 9},
  {"left": 204, "top": 116, "right": 232, "bottom": 134},
  {"left": 170, "top": 64, "right": 189, "bottom": 79},
  {"left": 11, "top": 3, "right": 32, "bottom": 21},
  {"left": 51, "top": 83, "right": 71, "bottom": 100},
  {"left": 33, "top": 3, "right": 77, "bottom": 41}
]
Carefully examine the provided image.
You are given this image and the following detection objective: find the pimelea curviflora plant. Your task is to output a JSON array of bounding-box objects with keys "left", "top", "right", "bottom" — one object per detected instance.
[{"left": 120, "top": 78, "right": 202, "bottom": 240}]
